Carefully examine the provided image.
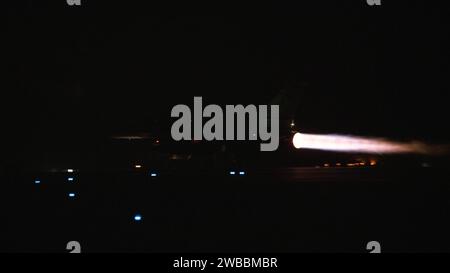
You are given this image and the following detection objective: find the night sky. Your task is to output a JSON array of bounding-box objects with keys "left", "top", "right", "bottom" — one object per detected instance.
[
  {"left": 4, "top": 1, "right": 450, "bottom": 159},
  {"left": 3, "top": 1, "right": 450, "bottom": 255}
]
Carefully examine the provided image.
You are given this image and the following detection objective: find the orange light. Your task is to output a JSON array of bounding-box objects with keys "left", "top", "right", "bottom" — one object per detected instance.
[
  {"left": 370, "top": 160, "right": 377, "bottom": 166},
  {"left": 135, "top": 165, "right": 142, "bottom": 169},
  {"left": 336, "top": 163, "right": 342, "bottom": 166},
  {"left": 324, "top": 163, "right": 330, "bottom": 167}
]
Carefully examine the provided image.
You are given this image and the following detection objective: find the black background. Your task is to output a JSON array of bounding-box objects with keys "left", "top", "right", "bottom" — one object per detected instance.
[
  {"left": 5, "top": 1, "right": 450, "bottom": 147},
  {"left": 3, "top": 0, "right": 450, "bottom": 253}
]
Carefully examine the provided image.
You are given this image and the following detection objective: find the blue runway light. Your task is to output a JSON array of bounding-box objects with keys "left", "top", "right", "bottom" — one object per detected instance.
[
  {"left": 239, "top": 171, "right": 246, "bottom": 176},
  {"left": 68, "top": 193, "right": 76, "bottom": 198},
  {"left": 150, "top": 173, "right": 157, "bottom": 177},
  {"left": 68, "top": 177, "right": 74, "bottom": 182},
  {"left": 34, "top": 180, "right": 41, "bottom": 184},
  {"left": 229, "top": 171, "right": 236, "bottom": 175},
  {"left": 134, "top": 214, "right": 143, "bottom": 222}
]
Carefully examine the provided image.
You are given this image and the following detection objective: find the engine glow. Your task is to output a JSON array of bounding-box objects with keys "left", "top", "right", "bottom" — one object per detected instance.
[{"left": 293, "top": 132, "right": 436, "bottom": 155}]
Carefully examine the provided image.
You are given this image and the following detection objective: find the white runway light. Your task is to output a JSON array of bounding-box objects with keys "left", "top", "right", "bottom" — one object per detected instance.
[{"left": 293, "top": 132, "right": 441, "bottom": 155}]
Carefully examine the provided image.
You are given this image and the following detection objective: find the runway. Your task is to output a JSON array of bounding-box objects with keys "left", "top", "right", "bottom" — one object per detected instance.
[{"left": 2, "top": 166, "right": 450, "bottom": 252}]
